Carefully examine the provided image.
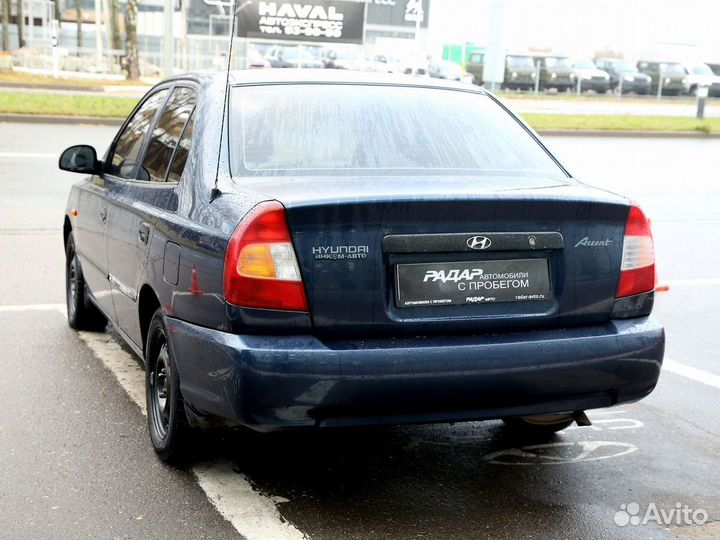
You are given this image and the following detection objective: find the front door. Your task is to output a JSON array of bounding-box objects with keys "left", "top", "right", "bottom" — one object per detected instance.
[{"left": 73, "top": 177, "right": 114, "bottom": 318}]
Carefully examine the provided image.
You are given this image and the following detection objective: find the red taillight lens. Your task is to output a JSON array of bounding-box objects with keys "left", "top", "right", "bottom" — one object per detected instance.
[
  {"left": 616, "top": 205, "right": 655, "bottom": 298},
  {"left": 223, "top": 201, "right": 308, "bottom": 311}
]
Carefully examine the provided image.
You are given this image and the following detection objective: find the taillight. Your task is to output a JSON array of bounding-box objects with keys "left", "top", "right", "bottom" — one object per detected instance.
[
  {"left": 616, "top": 205, "right": 655, "bottom": 298},
  {"left": 223, "top": 201, "right": 308, "bottom": 311}
]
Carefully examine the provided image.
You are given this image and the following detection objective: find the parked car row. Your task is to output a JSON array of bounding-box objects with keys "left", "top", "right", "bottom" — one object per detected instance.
[
  {"left": 466, "top": 52, "right": 720, "bottom": 96},
  {"left": 249, "top": 44, "right": 720, "bottom": 97},
  {"left": 250, "top": 44, "right": 430, "bottom": 76}
]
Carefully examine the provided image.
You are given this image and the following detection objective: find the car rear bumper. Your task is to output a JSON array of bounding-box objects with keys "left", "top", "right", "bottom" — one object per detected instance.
[{"left": 167, "top": 317, "right": 665, "bottom": 431}]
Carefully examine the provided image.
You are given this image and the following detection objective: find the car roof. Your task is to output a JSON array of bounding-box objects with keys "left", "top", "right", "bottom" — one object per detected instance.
[{"left": 164, "top": 69, "right": 484, "bottom": 93}]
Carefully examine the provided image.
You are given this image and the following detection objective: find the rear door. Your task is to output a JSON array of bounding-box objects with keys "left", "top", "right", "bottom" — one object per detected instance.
[{"left": 103, "top": 85, "right": 197, "bottom": 347}]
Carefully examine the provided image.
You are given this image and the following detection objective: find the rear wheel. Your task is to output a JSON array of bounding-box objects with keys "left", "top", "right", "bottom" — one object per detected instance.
[
  {"left": 146, "top": 309, "right": 192, "bottom": 464},
  {"left": 65, "top": 233, "right": 107, "bottom": 330},
  {"left": 502, "top": 414, "right": 575, "bottom": 435}
]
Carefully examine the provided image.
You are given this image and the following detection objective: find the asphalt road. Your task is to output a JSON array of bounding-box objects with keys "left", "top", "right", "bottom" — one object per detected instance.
[{"left": 1, "top": 122, "right": 719, "bottom": 540}]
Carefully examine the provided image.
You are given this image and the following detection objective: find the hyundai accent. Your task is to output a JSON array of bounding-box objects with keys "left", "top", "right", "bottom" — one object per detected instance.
[{"left": 60, "top": 70, "right": 665, "bottom": 463}]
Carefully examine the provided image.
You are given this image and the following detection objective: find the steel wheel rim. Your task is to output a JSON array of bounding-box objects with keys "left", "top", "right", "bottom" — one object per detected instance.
[
  {"left": 150, "top": 340, "right": 171, "bottom": 438},
  {"left": 67, "top": 253, "right": 78, "bottom": 318}
]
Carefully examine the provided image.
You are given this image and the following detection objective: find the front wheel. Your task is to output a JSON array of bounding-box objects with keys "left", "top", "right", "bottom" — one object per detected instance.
[
  {"left": 146, "top": 309, "right": 192, "bottom": 464},
  {"left": 502, "top": 414, "right": 575, "bottom": 436}
]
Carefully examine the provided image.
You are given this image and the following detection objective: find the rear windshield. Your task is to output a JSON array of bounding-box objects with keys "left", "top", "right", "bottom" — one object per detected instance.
[{"left": 229, "top": 84, "right": 565, "bottom": 178}]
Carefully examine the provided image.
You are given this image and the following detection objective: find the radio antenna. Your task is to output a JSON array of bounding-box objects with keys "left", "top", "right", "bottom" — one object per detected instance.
[{"left": 211, "top": 0, "right": 244, "bottom": 201}]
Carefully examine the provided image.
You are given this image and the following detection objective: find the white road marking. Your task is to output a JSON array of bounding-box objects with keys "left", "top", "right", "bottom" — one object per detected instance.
[
  {"left": 0, "top": 152, "right": 57, "bottom": 159},
  {"left": 0, "top": 303, "right": 65, "bottom": 313},
  {"left": 72, "top": 328, "right": 306, "bottom": 540},
  {"left": 483, "top": 441, "right": 638, "bottom": 465},
  {"left": 663, "top": 359, "right": 720, "bottom": 391},
  {"left": 195, "top": 461, "right": 305, "bottom": 540}
]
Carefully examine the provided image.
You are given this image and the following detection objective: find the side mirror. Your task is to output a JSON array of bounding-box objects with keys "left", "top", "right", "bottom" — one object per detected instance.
[{"left": 59, "top": 145, "right": 102, "bottom": 175}]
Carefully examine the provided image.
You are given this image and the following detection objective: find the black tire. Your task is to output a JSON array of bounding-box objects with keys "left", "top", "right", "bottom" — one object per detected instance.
[
  {"left": 65, "top": 233, "right": 107, "bottom": 331},
  {"left": 145, "top": 309, "right": 192, "bottom": 464},
  {"left": 502, "top": 414, "right": 575, "bottom": 436}
]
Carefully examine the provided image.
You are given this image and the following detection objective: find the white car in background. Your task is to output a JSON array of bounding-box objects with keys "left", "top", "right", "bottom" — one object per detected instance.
[
  {"left": 321, "top": 47, "right": 376, "bottom": 72},
  {"left": 572, "top": 58, "right": 610, "bottom": 93},
  {"left": 371, "top": 54, "right": 406, "bottom": 74},
  {"left": 683, "top": 63, "right": 720, "bottom": 97},
  {"left": 429, "top": 59, "right": 463, "bottom": 81}
]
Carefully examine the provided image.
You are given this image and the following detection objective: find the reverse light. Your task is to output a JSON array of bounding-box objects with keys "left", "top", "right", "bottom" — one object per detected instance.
[
  {"left": 223, "top": 201, "right": 308, "bottom": 311},
  {"left": 616, "top": 205, "right": 655, "bottom": 298}
]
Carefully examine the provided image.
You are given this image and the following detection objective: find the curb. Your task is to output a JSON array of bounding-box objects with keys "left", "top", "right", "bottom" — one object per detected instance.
[
  {"left": 0, "top": 113, "right": 122, "bottom": 126},
  {"left": 537, "top": 129, "right": 720, "bottom": 138},
  {"left": 0, "top": 81, "right": 104, "bottom": 92},
  {"left": 1, "top": 113, "right": 718, "bottom": 137}
]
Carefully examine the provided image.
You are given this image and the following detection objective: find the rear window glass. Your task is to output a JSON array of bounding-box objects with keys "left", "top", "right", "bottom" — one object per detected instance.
[{"left": 229, "top": 85, "right": 565, "bottom": 179}]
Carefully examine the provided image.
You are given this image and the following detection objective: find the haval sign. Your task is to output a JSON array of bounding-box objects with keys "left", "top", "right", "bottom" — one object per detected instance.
[{"left": 237, "top": 0, "right": 365, "bottom": 43}]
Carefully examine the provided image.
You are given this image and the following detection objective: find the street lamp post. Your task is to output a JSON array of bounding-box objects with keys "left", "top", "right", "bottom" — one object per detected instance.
[
  {"left": 696, "top": 85, "right": 708, "bottom": 120},
  {"left": 412, "top": 0, "right": 422, "bottom": 75}
]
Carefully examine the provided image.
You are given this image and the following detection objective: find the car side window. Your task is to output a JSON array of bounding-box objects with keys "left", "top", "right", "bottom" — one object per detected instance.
[
  {"left": 166, "top": 110, "right": 195, "bottom": 183},
  {"left": 141, "top": 87, "right": 197, "bottom": 183},
  {"left": 107, "top": 90, "right": 168, "bottom": 179}
]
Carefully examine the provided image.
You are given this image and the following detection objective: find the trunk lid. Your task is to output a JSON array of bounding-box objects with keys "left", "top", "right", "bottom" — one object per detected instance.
[{"left": 237, "top": 176, "right": 629, "bottom": 337}]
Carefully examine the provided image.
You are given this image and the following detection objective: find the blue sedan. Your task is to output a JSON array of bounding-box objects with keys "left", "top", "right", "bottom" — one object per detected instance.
[{"left": 60, "top": 70, "right": 664, "bottom": 463}]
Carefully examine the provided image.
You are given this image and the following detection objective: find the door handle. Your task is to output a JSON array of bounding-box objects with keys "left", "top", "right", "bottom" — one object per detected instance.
[
  {"left": 138, "top": 222, "right": 151, "bottom": 245},
  {"left": 99, "top": 207, "right": 108, "bottom": 223}
]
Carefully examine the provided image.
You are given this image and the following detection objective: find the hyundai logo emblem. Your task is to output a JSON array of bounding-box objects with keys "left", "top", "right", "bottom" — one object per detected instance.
[{"left": 467, "top": 235, "right": 492, "bottom": 250}]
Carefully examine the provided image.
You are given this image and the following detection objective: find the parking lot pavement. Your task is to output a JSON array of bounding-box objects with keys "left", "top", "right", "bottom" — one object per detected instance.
[{"left": 1, "top": 122, "right": 719, "bottom": 539}]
